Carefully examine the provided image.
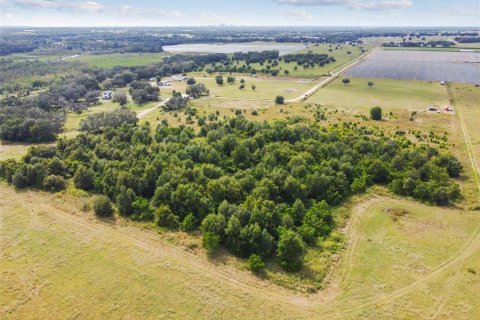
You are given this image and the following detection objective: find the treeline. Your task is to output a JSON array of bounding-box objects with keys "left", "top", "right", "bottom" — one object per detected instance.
[
  {"left": 282, "top": 53, "right": 335, "bottom": 68},
  {"left": 455, "top": 37, "right": 480, "bottom": 43},
  {"left": 232, "top": 51, "right": 280, "bottom": 64},
  {"left": 382, "top": 41, "right": 455, "bottom": 48},
  {"left": 0, "top": 115, "right": 462, "bottom": 271}
]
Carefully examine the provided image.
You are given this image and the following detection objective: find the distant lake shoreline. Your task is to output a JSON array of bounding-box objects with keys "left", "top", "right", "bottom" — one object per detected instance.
[{"left": 163, "top": 42, "right": 307, "bottom": 55}]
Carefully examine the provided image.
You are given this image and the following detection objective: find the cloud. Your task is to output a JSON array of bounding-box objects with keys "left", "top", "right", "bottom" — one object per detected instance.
[
  {"left": 274, "top": 0, "right": 413, "bottom": 10},
  {"left": 5, "top": 0, "right": 104, "bottom": 12},
  {"left": 3, "top": 0, "right": 182, "bottom": 17},
  {"left": 282, "top": 9, "right": 313, "bottom": 20}
]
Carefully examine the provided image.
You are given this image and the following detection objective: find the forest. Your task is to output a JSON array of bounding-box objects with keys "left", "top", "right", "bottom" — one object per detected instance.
[{"left": 0, "top": 112, "right": 462, "bottom": 271}]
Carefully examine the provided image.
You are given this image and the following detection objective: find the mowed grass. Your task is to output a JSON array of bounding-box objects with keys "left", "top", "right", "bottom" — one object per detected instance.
[
  {"left": 70, "top": 52, "right": 171, "bottom": 68},
  {"left": 2, "top": 185, "right": 479, "bottom": 319},
  {"left": 307, "top": 77, "right": 450, "bottom": 112}
]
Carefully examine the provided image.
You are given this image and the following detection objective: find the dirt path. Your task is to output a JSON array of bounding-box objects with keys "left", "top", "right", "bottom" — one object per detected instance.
[
  {"left": 285, "top": 47, "right": 380, "bottom": 103},
  {"left": 137, "top": 98, "right": 171, "bottom": 119}
]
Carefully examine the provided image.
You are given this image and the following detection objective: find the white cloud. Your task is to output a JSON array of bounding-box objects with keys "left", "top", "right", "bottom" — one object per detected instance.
[
  {"left": 274, "top": 0, "right": 413, "bottom": 10},
  {"left": 282, "top": 9, "right": 313, "bottom": 20},
  {"left": 5, "top": 0, "right": 104, "bottom": 12}
]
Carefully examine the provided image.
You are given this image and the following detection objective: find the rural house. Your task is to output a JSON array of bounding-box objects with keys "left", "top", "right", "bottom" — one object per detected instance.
[{"left": 102, "top": 90, "right": 112, "bottom": 100}]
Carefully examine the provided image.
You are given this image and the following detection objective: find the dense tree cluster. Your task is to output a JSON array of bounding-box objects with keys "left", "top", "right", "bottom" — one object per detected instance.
[
  {"left": 282, "top": 53, "right": 336, "bottom": 68},
  {"left": 232, "top": 51, "right": 280, "bottom": 64},
  {"left": 0, "top": 114, "right": 462, "bottom": 271},
  {"left": 454, "top": 37, "right": 480, "bottom": 43},
  {"left": 129, "top": 81, "right": 160, "bottom": 104}
]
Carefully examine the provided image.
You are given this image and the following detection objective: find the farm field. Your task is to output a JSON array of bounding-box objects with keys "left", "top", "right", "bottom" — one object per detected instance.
[{"left": 344, "top": 50, "right": 480, "bottom": 83}]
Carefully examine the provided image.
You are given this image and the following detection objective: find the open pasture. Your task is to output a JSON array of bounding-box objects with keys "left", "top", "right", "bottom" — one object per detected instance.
[{"left": 344, "top": 50, "right": 480, "bottom": 83}]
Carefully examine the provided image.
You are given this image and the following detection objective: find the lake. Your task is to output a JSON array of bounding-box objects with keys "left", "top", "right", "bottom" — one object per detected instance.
[{"left": 163, "top": 42, "right": 307, "bottom": 55}]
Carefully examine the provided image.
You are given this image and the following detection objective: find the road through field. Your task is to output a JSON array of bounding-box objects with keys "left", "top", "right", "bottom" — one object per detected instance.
[{"left": 285, "top": 47, "right": 380, "bottom": 103}]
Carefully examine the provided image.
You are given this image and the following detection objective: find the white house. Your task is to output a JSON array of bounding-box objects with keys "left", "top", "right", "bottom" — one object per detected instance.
[
  {"left": 158, "top": 80, "right": 172, "bottom": 87},
  {"left": 172, "top": 74, "right": 188, "bottom": 81},
  {"left": 102, "top": 91, "right": 112, "bottom": 100}
]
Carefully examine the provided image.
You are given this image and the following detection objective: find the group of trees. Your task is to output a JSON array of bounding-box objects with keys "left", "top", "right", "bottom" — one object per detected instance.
[
  {"left": 0, "top": 113, "right": 463, "bottom": 271},
  {"left": 129, "top": 80, "right": 160, "bottom": 104},
  {"left": 232, "top": 51, "right": 280, "bottom": 64},
  {"left": 382, "top": 40, "right": 455, "bottom": 48},
  {"left": 282, "top": 53, "right": 336, "bottom": 68},
  {"left": 0, "top": 74, "right": 103, "bottom": 142}
]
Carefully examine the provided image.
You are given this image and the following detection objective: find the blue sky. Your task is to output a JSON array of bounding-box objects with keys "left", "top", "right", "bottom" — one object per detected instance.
[{"left": 0, "top": 0, "right": 479, "bottom": 27}]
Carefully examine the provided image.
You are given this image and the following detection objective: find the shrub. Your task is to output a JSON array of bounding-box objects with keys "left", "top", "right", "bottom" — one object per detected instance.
[
  {"left": 370, "top": 106, "right": 383, "bottom": 121},
  {"left": 342, "top": 78, "right": 350, "bottom": 85},
  {"left": 73, "top": 166, "right": 95, "bottom": 190},
  {"left": 251, "top": 109, "right": 258, "bottom": 116},
  {"left": 43, "top": 174, "right": 66, "bottom": 192},
  {"left": 155, "top": 205, "right": 180, "bottom": 229},
  {"left": 92, "top": 195, "right": 113, "bottom": 217},
  {"left": 203, "top": 232, "right": 220, "bottom": 254},
  {"left": 181, "top": 213, "right": 197, "bottom": 232},
  {"left": 275, "top": 95, "right": 285, "bottom": 104},
  {"left": 277, "top": 230, "right": 305, "bottom": 272},
  {"left": 247, "top": 254, "right": 265, "bottom": 273},
  {"left": 186, "top": 77, "right": 196, "bottom": 85}
]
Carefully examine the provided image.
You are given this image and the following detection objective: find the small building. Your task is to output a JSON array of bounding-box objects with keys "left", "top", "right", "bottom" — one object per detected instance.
[
  {"left": 171, "top": 74, "right": 188, "bottom": 82},
  {"left": 158, "top": 80, "right": 172, "bottom": 87},
  {"left": 102, "top": 90, "right": 112, "bottom": 100}
]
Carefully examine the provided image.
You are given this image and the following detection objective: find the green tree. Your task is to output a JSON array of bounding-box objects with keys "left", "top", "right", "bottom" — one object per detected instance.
[
  {"left": 251, "top": 84, "right": 256, "bottom": 90},
  {"left": 112, "top": 92, "right": 128, "bottom": 107},
  {"left": 368, "top": 81, "right": 374, "bottom": 88},
  {"left": 247, "top": 254, "right": 265, "bottom": 273},
  {"left": 186, "top": 77, "right": 196, "bottom": 85},
  {"left": 342, "top": 78, "right": 350, "bottom": 86},
  {"left": 43, "top": 174, "right": 66, "bottom": 192},
  {"left": 155, "top": 205, "right": 180, "bottom": 229},
  {"left": 181, "top": 213, "right": 198, "bottom": 232},
  {"left": 73, "top": 166, "right": 95, "bottom": 191},
  {"left": 227, "top": 76, "right": 235, "bottom": 84},
  {"left": 215, "top": 75, "right": 224, "bottom": 85},
  {"left": 117, "top": 188, "right": 136, "bottom": 216},
  {"left": 277, "top": 230, "right": 305, "bottom": 272},
  {"left": 203, "top": 232, "right": 220, "bottom": 254},
  {"left": 370, "top": 106, "right": 382, "bottom": 120},
  {"left": 92, "top": 195, "right": 113, "bottom": 217},
  {"left": 275, "top": 95, "right": 285, "bottom": 104}
]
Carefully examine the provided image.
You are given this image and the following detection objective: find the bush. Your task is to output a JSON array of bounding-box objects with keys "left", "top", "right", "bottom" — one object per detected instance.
[
  {"left": 186, "top": 77, "right": 196, "bottom": 85},
  {"left": 277, "top": 230, "right": 305, "bottom": 272},
  {"left": 92, "top": 195, "right": 113, "bottom": 217},
  {"left": 203, "top": 232, "right": 220, "bottom": 254},
  {"left": 215, "top": 75, "right": 224, "bottom": 85},
  {"left": 74, "top": 166, "right": 95, "bottom": 191},
  {"left": 247, "top": 254, "right": 265, "bottom": 273},
  {"left": 342, "top": 78, "right": 350, "bottom": 85},
  {"left": 370, "top": 106, "right": 382, "bottom": 121},
  {"left": 275, "top": 95, "right": 285, "bottom": 104},
  {"left": 251, "top": 109, "right": 258, "bottom": 116},
  {"left": 155, "top": 205, "right": 180, "bottom": 229},
  {"left": 181, "top": 213, "right": 197, "bottom": 232},
  {"left": 43, "top": 174, "right": 66, "bottom": 192}
]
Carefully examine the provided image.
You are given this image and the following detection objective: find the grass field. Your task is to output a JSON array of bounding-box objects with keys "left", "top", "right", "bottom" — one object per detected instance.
[
  {"left": 1, "top": 184, "right": 479, "bottom": 319},
  {"left": 71, "top": 52, "right": 170, "bottom": 68},
  {"left": 306, "top": 77, "right": 450, "bottom": 112}
]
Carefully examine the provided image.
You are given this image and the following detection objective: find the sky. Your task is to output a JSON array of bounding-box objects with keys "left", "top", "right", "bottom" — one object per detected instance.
[{"left": 0, "top": 0, "right": 479, "bottom": 27}]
